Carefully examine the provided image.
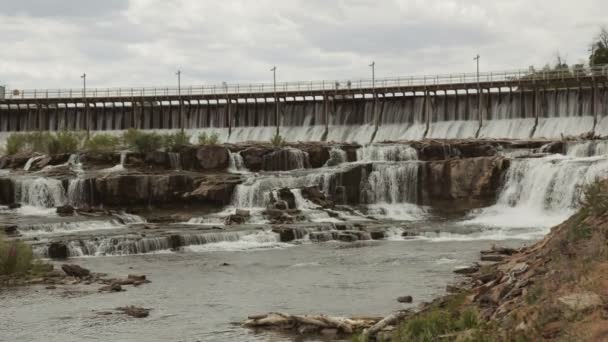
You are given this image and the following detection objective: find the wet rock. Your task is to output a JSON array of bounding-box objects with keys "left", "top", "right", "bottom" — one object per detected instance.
[
  {"left": 480, "top": 255, "right": 506, "bottom": 262},
  {"left": 338, "top": 233, "right": 358, "bottom": 242},
  {"left": 277, "top": 188, "right": 296, "bottom": 209},
  {"left": 100, "top": 283, "right": 123, "bottom": 292},
  {"left": 45, "top": 285, "right": 57, "bottom": 290},
  {"left": 61, "top": 264, "right": 91, "bottom": 278},
  {"left": 0, "top": 178, "right": 14, "bottom": 205},
  {"left": 96, "top": 174, "right": 195, "bottom": 206},
  {"left": 144, "top": 151, "right": 169, "bottom": 168},
  {"left": 3, "top": 225, "right": 18, "bottom": 236},
  {"left": 48, "top": 242, "right": 69, "bottom": 259},
  {"left": 397, "top": 296, "right": 413, "bottom": 303},
  {"left": 301, "top": 186, "right": 334, "bottom": 208},
  {"left": 274, "top": 227, "right": 297, "bottom": 242},
  {"left": 184, "top": 174, "right": 241, "bottom": 205},
  {"left": 8, "top": 203, "right": 21, "bottom": 209},
  {"left": 558, "top": 292, "right": 602, "bottom": 312},
  {"left": 117, "top": 306, "right": 150, "bottom": 318},
  {"left": 196, "top": 145, "right": 230, "bottom": 170},
  {"left": 225, "top": 209, "right": 250, "bottom": 225},
  {"left": 56, "top": 205, "right": 75, "bottom": 216},
  {"left": 168, "top": 235, "right": 183, "bottom": 250},
  {"left": 422, "top": 157, "right": 508, "bottom": 205},
  {"left": 240, "top": 147, "right": 271, "bottom": 171},
  {"left": 453, "top": 265, "right": 480, "bottom": 275},
  {"left": 539, "top": 141, "right": 565, "bottom": 154},
  {"left": 127, "top": 274, "right": 146, "bottom": 281},
  {"left": 261, "top": 148, "right": 310, "bottom": 171},
  {"left": 270, "top": 200, "right": 289, "bottom": 210},
  {"left": 300, "top": 144, "right": 330, "bottom": 168},
  {"left": 370, "top": 231, "right": 386, "bottom": 240}
]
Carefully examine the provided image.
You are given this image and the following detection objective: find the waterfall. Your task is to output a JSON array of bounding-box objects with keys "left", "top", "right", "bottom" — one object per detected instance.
[
  {"left": 324, "top": 148, "right": 348, "bottom": 167},
  {"left": 103, "top": 151, "right": 127, "bottom": 172},
  {"left": 468, "top": 155, "right": 608, "bottom": 228},
  {"left": 566, "top": 140, "right": 608, "bottom": 157},
  {"left": 231, "top": 171, "right": 335, "bottom": 209},
  {"left": 228, "top": 151, "right": 248, "bottom": 173},
  {"left": 67, "top": 178, "right": 86, "bottom": 207},
  {"left": 365, "top": 162, "right": 420, "bottom": 204},
  {"left": 261, "top": 148, "right": 310, "bottom": 171},
  {"left": 356, "top": 144, "right": 418, "bottom": 162},
  {"left": 13, "top": 177, "right": 66, "bottom": 208},
  {"left": 168, "top": 152, "right": 182, "bottom": 170}
]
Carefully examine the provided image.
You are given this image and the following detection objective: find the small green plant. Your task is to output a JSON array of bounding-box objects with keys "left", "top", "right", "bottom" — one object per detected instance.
[
  {"left": 49, "top": 131, "right": 83, "bottom": 154},
  {"left": 270, "top": 132, "right": 286, "bottom": 147},
  {"left": 525, "top": 285, "right": 544, "bottom": 305},
  {"left": 85, "top": 134, "right": 121, "bottom": 153},
  {"left": 0, "top": 235, "right": 34, "bottom": 276},
  {"left": 122, "top": 129, "right": 163, "bottom": 153},
  {"left": 580, "top": 180, "right": 608, "bottom": 215},
  {"left": 198, "top": 132, "right": 220, "bottom": 145},
  {"left": 163, "top": 131, "right": 191, "bottom": 151},
  {"left": 5, "top": 133, "right": 30, "bottom": 155}
]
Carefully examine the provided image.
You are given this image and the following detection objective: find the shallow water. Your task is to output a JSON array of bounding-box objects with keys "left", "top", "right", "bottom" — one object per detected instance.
[{"left": 0, "top": 237, "right": 526, "bottom": 342}]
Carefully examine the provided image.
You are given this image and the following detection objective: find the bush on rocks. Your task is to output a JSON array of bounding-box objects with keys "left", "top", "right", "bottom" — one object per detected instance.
[{"left": 0, "top": 235, "right": 34, "bottom": 276}]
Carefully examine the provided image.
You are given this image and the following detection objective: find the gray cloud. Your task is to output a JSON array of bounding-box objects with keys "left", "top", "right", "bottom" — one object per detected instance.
[{"left": 0, "top": 0, "right": 606, "bottom": 90}]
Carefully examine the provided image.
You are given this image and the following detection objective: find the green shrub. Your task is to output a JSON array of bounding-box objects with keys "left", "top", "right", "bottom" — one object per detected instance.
[
  {"left": 122, "top": 129, "right": 163, "bottom": 153},
  {"left": 580, "top": 180, "right": 608, "bottom": 215},
  {"left": 270, "top": 132, "right": 286, "bottom": 147},
  {"left": 85, "top": 134, "right": 121, "bottom": 153},
  {"left": 198, "top": 132, "right": 220, "bottom": 145},
  {"left": 49, "top": 131, "right": 83, "bottom": 154},
  {"left": 4, "top": 131, "right": 83, "bottom": 155},
  {"left": 5, "top": 133, "right": 30, "bottom": 155},
  {"left": 163, "top": 131, "right": 191, "bottom": 151},
  {"left": 0, "top": 235, "right": 34, "bottom": 276}
]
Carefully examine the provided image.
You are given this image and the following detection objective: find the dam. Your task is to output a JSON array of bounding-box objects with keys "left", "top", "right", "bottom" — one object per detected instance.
[{"left": 1, "top": 66, "right": 608, "bottom": 144}]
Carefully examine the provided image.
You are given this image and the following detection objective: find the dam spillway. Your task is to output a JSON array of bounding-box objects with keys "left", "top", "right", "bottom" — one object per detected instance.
[{"left": 1, "top": 67, "right": 608, "bottom": 143}]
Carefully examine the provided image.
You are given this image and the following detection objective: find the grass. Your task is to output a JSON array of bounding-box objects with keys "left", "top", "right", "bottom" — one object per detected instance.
[
  {"left": 198, "top": 132, "right": 220, "bottom": 145},
  {"left": 270, "top": 132, "right": 286, "bottom": 147},
  {"left": 163, "top": 131, "right": 191, "bottom": 151},
  {"left": 85, "top": 134, "right": 121, "bottom": 153},
  {"left": 122, "top": 128, "right": 164, "bottom": 153},
  {"left": 0, "top": 234, "right": 34, "bottom": 276},
  {"left": 4, "top": 131, "right": 84, "bottom": 155}
]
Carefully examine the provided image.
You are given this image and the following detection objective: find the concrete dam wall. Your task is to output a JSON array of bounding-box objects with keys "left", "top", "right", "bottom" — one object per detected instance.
[{"left": 1, "top": 86, "right": 607, "bottom": 144}]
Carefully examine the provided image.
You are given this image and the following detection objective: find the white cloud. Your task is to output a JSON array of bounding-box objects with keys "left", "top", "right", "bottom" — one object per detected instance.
[{"left": 0, "top": 0, "right": 606, "bottom": 90}]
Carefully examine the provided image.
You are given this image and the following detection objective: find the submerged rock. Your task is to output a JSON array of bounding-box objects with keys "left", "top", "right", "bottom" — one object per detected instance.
[
  {"left": 48, "top": 242, "right": 69, "bottom": 259},
  {"left": 117, "top": 306, "right": 151, "bottom": 318},
  {"left": 61, "top": 264, "right": 91, "bottom": 278},
  {"left": 56, "top": 205, "right": 75, "bottom": 216},
  {"left": 397, "top": 296, "right": 413, "bottom": 304}
]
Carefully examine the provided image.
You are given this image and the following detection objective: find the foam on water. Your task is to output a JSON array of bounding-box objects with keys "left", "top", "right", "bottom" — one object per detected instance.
[{"left": 185, "top": 231, "right": 289, "bottom": 252}]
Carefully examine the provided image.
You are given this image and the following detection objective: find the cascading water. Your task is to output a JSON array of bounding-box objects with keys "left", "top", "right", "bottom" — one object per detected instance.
[
  {"left": 13, "top": 177, "right": 66, "bottom": 208},
  {"left": 468, "top": 155, "right": 608, "bottom": 228},
  {"left": 228, "top": 151, "right": 248, "bottom": 173},
  {"left": 168, "top": 152, "right": 182, "bottom": 170},
  {"left": 23, "top": 155, "right": 44, "bottom": 171},
  {"left": 356, "top": 144, "right": 418, "bottom": 162},
  {"left": 363, "top": 162, "right": 425, "bottom": 220},
  {"left": 324, "top": 148, "right": 348, "bottom": 167},
  {"left": 566, "top": 140, "right": 608, "bottom": 157},
  {"left": 261, "top": 148, "right": 310, "bottom": 171}
]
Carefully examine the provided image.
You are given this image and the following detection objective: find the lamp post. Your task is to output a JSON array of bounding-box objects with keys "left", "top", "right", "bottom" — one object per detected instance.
[
  {"left": 271, "top": 66, "right": 278, "bottom": 136},
  {"left": 176, "top": 70, "right": 184, "bottom": 133},
  {"left": 369, "top": 61, "right": 377, "bottom": 126},
  {"left": 474, "top": 54, "right": 482, "bottom": 124},
  {"left": 81, "top": 73, "right": 88, "bottom": 138}
]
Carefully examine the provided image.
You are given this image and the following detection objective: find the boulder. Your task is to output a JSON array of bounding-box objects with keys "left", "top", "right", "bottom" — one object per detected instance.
[
  {"left": 262, "top": 148, "right": 310, "bottom": 171},
  {"left": 301, "top": 186, "right": 334, "bottom": 208},
  {"left": 370, "top": 231, "right": 386, "bottom": 240},
  {"left": 3, "top": 225, "right": 18, "bottom": 236},
  {"left": 8, "top": 203, "right": 21, "bottom": 209},
  {"left": 184, "top": 175, "right": 241, "bottom": 205},
  {"left": 225, "top": 209, "right": 250, "bottom": 225},
  {"left": 276, "top": 188, "right": 296, "bottom": 209},
  {"left": 300, "top": 145, "right": 330, "bottom": 168},
  {"left": 397, "top": 296, "right": 413, "bottom": 304},
  {"left": 99, "top": 283, "right": 123, "bottom": 292},
  {"left": 272, "top": 226, "right": 306, "bottom": 242},
  {"left": 56, "top": 205, "right": 75, "bottom": 216},
  {"left": 240, "top": 147, "right": 271, "bottom": 171},
  {"left": 61, "top": 264, "right": 91, "bottom": 278},
  {"left": 117, "top": 306, "right": 150, "bottom": 318},
  {"left": 558, "top": 292, "right": 603, "bottom": 312},
  {"left": 196, "top": 145, "right": 230, "bottom": 170},
  {"left": 48, "top": 242, "right": 69, "bottom": 259},
  {"left": 0, "top": 178, "right": 14, "bottom": 205}
]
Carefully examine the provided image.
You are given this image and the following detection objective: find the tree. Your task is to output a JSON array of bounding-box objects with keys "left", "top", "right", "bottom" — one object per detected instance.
[{"left": 589, "top": 26, "right": 608, "bottom": 66}]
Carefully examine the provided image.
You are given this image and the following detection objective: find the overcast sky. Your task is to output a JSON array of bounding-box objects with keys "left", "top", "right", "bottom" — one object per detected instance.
[{"left": 0, "top": 0, "right": 606, "bottom": 90}]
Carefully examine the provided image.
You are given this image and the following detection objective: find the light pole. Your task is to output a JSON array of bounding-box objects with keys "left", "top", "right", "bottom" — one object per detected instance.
[
  {"left": 176, "top": 70, "right": 184, "bottom": 133},
  {"left": 271, "top": 66, "right": 278, "bottom": 136},
  {"left": 474, "top": 54, "right": 482, "bottom": 124},
  {"left": 81, "top": 73, "right": 88, "bottom": 138},
  {"left": 369, "top": 61, "right": 377, "bottom": 126}
]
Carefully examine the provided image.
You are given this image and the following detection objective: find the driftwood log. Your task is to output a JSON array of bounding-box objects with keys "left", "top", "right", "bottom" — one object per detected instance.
[{"left": 243, "top": 312, "right": 380, "bottom": 335}]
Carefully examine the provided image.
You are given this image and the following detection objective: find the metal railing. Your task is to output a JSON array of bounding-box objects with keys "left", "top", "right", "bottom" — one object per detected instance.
[{"left": 3, "top": 65, "right": 608, "bottom": 100}]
